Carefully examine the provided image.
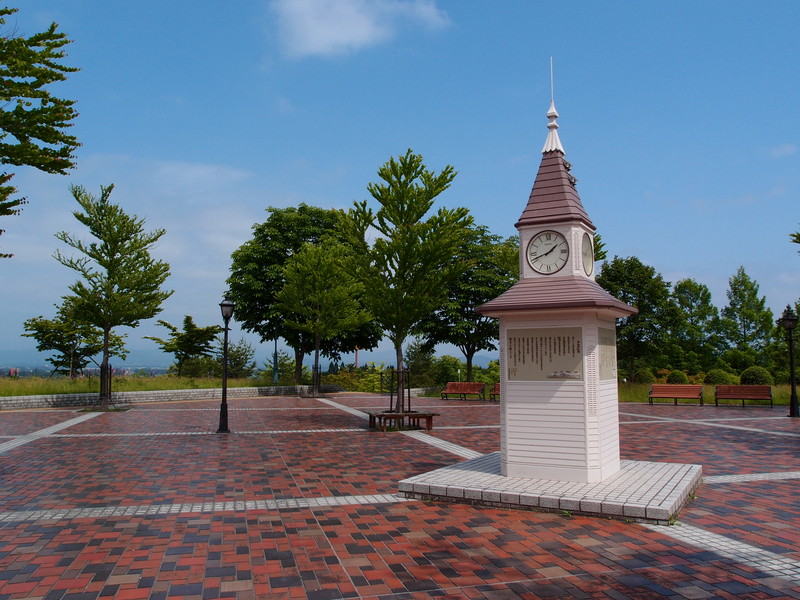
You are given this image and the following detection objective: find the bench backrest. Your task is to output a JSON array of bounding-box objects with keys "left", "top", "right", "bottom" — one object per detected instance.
[
  {"left": 715, "top": 385, "right": 772, "bottom": 399},
  {"left": 649, "top": 384, "right": 702, "bottom": 397}
]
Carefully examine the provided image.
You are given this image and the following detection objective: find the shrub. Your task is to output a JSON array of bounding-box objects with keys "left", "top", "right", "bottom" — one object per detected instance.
[
  {"left": 632, "top": 368, "right": 656, "bottom": 384},
  {"left": 666, "top": 370, "right": 689, "bottom": 384},
  {"left": 739, "top": 366, "right": 774, "bottom": 386},
  {"left": 704, "top": 369, "right": 737, "bottom": 385}
]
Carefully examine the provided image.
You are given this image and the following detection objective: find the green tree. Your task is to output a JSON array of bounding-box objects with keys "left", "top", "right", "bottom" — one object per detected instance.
[
  {"left": 593, "top": 232, "right": 607, "bottom": 262},
  {"left": 258, "top": 350, "right": 305, "bottom": 385},
  {"left": 666, "top": 278, "right": 721, "bottom": 372},
  {"left": 404, "top": 337, "right": 436, "bottom": 388},
  {"left": 23, "top": 298, "right": 125, "bottom": 377},
  {"left": 791, "top": 226, "right": 799, "bottom": 252},
  {"left": 431, "top": 355, "right": 466, "bottom": 387},
  {"left": 339, "top": 149, "right": 472, "bottom": 409},
  {"left": 596, "top": 256, "right": 674, "bottom": 379},
  {"left": 718, "top": 266, "right": 773, "bottom": 356},
  {"left": 228, "top": 204, "right": 379, "bottom": 383},
  {"left": 275, "top": 241, "right": 370, "bottom": 396},
  {"left": 417, "top": 224, "right": 517, "bottom": 381},
  {"left": 216, "top": 337, "right": 256, "bottom": 379},
  {"left": 54, "top": 184, "right": 172, "bottom": 408},
  {"left": 771, "top": 299, "right": 800, "bottom": 383},
  {"left": 180, "top": 338, "right": 256, "bottom": 379},
  {"left": 145, "top": 316, "right": 221, "bottom": 376},
  {"left": 0, "top": 7, "right": 79, "bottom": 257},
  {"left": 0, "top": 173, "right": 25, "bottom": 258}
]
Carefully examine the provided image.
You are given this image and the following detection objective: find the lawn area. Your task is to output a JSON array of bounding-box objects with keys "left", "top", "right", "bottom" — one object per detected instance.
[
  {"left": 618, "top": 382, "right": 793, "bottom": 405},
  {"left": 0, "top": 375, "right": 263, "bottom": 397}
]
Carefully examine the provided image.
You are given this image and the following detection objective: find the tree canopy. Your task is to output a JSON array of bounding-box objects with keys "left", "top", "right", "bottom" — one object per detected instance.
[
  {"left": 597, "top": 255, "right": 674, "bottom": 379},
  {"left": 55, "top": 184, "right": 172, "bottom": 407},
  {"left": 0, "top": 7, "right": 80, "bottom": 257},
  {"left": 227, "top": 203, "right": 380, "bottom": 383},
  {"left": 23, "top": 298, "right": 125, "bottom": 378},
  {"left": 338, "top": 149, "right": 472, "bottom": 409},
  {"left": 146, "top": 316, "right": 221, "bottom": 376},
  {"left": 276, "top": 241, "right": 370, "bottom": 395},
  {"left": 417, "top": 223, "right": 517, "bottom": 381},
  {"left": 718, "top": 266, "right": 774, "bottom": 353}
]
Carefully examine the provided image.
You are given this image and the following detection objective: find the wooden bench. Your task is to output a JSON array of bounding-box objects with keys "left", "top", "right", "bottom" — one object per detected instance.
[
  {"left": 714, "top": 385, "right": 773, "bottom": 407},
  {"left": 441, "top": 381, "right": 486, "bottom": 401},
  {"left": 362, "top": 409, "right": 440, "bottom": 431},
  {"left": 489, "top": 383, "right": 500, "bottom": 401},
  {"left": 648, "top": 384, "right": 704, "bottom": 406}
]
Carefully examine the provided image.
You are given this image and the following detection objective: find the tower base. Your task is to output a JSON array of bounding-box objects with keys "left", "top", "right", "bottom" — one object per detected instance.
[{"left": 398, "top": 452, "right": 701, "bottom": 525}]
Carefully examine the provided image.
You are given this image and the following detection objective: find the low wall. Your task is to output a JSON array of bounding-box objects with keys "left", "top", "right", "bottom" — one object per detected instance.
[{"left": 0, "top": 385, "right": 343, "bottom": 411}]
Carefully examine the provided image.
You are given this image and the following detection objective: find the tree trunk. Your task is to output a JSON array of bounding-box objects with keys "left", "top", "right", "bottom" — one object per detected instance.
[
  {"left": 312, "top": 336, "right": 321, "bottom": 397},
  {"left": 394, "top": 344, "right": 404, "bottom": 413},
  {"left": 99, "top": 327, "right": 111, "bottom": 409},
  {"left": 464, "top": 347, "right": 475, "bottom": 382},
  {"left": 293, "top": 347, "right": 305, "bottom": 384}
]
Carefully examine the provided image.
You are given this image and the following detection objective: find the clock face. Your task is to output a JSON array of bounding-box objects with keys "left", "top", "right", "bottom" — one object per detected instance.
[
  {"left": 582, "top": 232, "right": 594, "bottom": 276},
  {"left": 527, "top": 230, "right": 569, "bottom": 274}
]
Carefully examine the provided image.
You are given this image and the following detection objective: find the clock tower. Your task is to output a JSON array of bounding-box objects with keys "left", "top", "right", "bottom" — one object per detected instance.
[{"left": 476, "top": 100, "right": 637, "bottom": 483}]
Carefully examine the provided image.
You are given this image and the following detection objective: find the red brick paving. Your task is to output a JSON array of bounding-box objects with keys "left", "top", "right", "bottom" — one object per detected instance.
[{"left": 0, "top": 395, "right": 798, "bottom": 599}]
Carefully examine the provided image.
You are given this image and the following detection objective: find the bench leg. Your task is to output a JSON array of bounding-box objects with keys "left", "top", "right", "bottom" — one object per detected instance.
[{"left": 425, "top": 416, "right": 432, "bottom": 430}]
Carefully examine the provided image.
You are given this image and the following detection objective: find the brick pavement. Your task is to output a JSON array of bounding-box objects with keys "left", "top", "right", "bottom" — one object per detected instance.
[{"left": 0, "top": 393, "right": 799, "bottom": 599}]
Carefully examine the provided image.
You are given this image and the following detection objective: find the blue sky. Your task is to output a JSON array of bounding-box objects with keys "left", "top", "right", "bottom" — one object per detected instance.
[{"left": 2, "top": 0, "right": 799, "bottom": 370}]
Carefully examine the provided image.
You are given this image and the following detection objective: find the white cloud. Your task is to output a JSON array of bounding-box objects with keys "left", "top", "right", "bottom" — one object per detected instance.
[
  {"left": 270, "top": 0, "right": 450, "bottom": 58},
  {"left": 770, "top": 143, "right": 797, "bottom": 158}
]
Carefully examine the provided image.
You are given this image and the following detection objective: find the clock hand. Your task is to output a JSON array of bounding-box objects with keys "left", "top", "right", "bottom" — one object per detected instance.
[{"left": 541, "top": 243, "right": 558, "bottom": 257}]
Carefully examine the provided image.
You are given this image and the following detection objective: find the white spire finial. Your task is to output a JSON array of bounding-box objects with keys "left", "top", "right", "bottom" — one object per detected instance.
[{"left": 542, "top": 57, "right": 564, "bottom": 153}]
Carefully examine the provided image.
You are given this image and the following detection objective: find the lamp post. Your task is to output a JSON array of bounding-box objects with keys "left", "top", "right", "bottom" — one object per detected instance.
[
  {"left": 217, "top": 297, "right": 235, "bottom": 433},
  {"left": 778, "top": 305, "right": 798, "bottom": 418}
]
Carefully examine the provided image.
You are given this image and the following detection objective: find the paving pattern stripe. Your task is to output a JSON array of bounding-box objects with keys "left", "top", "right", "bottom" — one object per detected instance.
[
  {"left": 316, "top": 397, "right": 373, "bottom": 418},
  {"left": 50, "top": 428, "right": 367, "bottom": 437},
  {"left": 0, "top": 412, "right": 100, "bottom": 454},
  {"left": 318, "top": 397, "right": 488, "bottom": 459},
  {"left": 0, "top": 493, "right": 411, "bottom": 524},
  {"left": 646, "top": 522, "right": 800, "bottom": 583},
  {"left": 400, "top": 429, "right": 484, "bottom": 459},
  {"left": 704, "top": 471, "right": 800, "bottom": 483}
]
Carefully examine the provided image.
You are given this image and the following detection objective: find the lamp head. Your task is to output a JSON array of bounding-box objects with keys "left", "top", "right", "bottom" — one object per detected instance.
[
  {"left": 780, "top": 305, "right": 798, "bottom": 331},
  {"left": 219, "top": 297, "right": 235, "bottom": 323}
]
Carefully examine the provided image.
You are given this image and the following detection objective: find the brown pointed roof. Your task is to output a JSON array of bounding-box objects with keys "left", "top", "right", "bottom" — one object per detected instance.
[
  {"left": 476, "top": 276, "right": 637, "bottom": 317},
  {"left": 515, "top": 150, "right": 594, "bottom": 230}
]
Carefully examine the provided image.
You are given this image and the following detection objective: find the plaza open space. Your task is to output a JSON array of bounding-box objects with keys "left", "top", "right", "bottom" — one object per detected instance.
[{"left": 1, "top": 394, "right": 799, "bottom": 599}]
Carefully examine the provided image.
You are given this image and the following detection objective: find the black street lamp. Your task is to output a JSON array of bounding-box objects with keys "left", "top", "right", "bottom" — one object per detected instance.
[
  {"left": 778, "top": 305, "right": 798, "bottom": 418},
  {"left": 217, "top": 297, "right": 235, "bottom": 433}
]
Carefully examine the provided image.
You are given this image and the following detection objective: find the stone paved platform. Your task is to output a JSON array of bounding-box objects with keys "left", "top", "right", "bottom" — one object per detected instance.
[
  {"left": 399, "top": 453, "right": 702, "bottom": 524},
  {"left": 0, "top": 392, "right": 799, "bottom": 599}
]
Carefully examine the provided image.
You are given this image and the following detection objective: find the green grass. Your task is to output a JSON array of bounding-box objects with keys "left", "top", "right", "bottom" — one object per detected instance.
[
  {"left": 618, "top": 382, "right": 794, "bottom": 406},
  {"left": 0, "top": 375, "right": 265, "bottom": 397}
]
